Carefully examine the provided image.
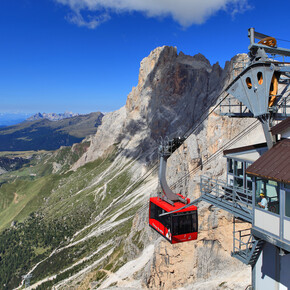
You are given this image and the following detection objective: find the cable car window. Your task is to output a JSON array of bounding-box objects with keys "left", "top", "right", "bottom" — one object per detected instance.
[
  {"left": 150, "top": 202, "right": 171, "bottom": 229},
  {"left": 160, "top": 211, "right": 171, "bottom": 229},
  {"left": 150, "top": 202, "right": 159, "bottom": 220},
  {"left": 172, "top": 212, "right": 197, "bottom": 235},
  {"left": 246, "top": 77, "right": 252, "bottom": 89}
]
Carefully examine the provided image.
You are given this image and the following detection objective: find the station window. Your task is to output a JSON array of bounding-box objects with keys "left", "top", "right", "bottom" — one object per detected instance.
[
  {"left": 228, "top": 159, "right": 234, "bottom": 174},
  {"left": 234, "top": 160, "right": 244, "bottom": 188},
  {"left": 234, "top": 161, "right": 244, "bottom": 177},
  {"left": 256, "top": 178, "right": 280, "bottom": 214},
  {"left": 284, "top": 183, "right": 290, "bottom": 218},
  {"left": 227, "top": 159, "right": 253, "bottom": 192},
  {"left": 246, "top": 178, "right": 253, "bottom": 191},
  {"left": 286, "top": 191, "right": 290, "bottom": 218}
]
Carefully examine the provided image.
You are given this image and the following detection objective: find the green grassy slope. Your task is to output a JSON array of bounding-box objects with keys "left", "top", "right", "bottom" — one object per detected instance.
[{"left": 0, "top": 143, "right": 148, "bottom": 289}]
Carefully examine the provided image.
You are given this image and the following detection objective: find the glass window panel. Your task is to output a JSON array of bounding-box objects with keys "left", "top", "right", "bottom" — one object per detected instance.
[
  {"left": 285, "top": 191, "right": 290, "bottom": 218},
  {"left": 246, "top": 162, "right": 252, "bottom": 170},
  {"left": 234, "top": 161, "right": 244, "bottom": 177},
  {"left": 247, "top": 180, "right": 253, "bottom": 191},
  {"left": 268, "top": 180, "right": 278, "bottom": 187},
  {"left": 150, "top": 202, "right": 157, "bottom": 220},
  {"left": 266, "top": 181, "right": 279, "bottom": 214},
  {"left": 246, "top": 174, "right": 252, "bottom": 181},
  {"left": 255, "top": 178, "right": 280, "bottom": 214},
  {"left": 228, "top": 159, "right": 233, "bottom": 174},
  {"left": 234, "top": 177, "right": 243, "bottom": 188},
  {"left": 172, "top": 212, "right": 197, "bottom": 235},
  {"left": 256, "top": 178, "right": 265, "bottom": 207}
]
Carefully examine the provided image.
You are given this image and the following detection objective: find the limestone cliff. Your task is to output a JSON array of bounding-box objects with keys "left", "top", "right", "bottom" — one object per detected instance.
[
  {"left": 67, "top": 48, "right": 265, "bottom": 289},
  {"left": 74, "top": 46, "right": 227, "bottom": 169}
]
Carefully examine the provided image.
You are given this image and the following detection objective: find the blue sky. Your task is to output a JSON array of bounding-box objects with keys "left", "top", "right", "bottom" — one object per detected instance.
[{"left": 0, "top": 0, "right": 289, "bottom": 115}]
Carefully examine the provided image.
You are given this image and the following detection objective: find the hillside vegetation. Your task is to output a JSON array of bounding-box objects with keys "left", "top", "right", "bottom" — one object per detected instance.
[
  {"left": 0, "top": 112, "right": 103, "bottom": 151},
  {"left": 0, "top": 141, "right": 152, "bottom": 289}
]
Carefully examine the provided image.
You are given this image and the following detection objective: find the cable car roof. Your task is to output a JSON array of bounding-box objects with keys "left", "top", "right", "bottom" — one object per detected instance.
[{"left": 150, "top": 197, "right": 197, "bottom": 213}]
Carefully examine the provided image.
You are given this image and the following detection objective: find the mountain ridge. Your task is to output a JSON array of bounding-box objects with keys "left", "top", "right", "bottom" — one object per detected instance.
[
  {"left": 0, "top": 112, "right": 104, "bottom": 151},
  {"left": 27, "top": 112, "right": 80, "bottom": 122}
]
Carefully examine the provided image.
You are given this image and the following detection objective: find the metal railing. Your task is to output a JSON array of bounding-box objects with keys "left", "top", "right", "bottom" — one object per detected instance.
[
  {"left": 233, "top": 228, "right": 253, "bottom": 258},
  {"left": 219, "top": 95, "right": 290, "bottom": 119},
  {"left": 200, "top": 175, "right": 253, "bottom": 222},
  {"left": 232, "top": 227, "right": 264, "bottom": 265}
]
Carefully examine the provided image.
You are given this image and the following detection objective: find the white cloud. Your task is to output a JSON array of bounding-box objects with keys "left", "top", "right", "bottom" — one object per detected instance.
[
  {"left": 55, "top": 0, "right": 250, "bottom": 28},
  {"left": 66, "top": 10, "right": 110, "bottom": 29}
]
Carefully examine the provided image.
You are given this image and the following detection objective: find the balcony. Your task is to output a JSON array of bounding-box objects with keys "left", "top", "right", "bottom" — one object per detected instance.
[{"left": 200, "top": 175, "right": 253, "bottom": 223}]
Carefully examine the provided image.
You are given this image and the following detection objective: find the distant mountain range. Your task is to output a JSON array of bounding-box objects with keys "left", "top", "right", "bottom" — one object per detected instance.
[
  {"left": 27, "top": 112, "right": 79, "bottom": 122},
  {"left": 0, "top": 112, "right": 103, "bottom": 151}
]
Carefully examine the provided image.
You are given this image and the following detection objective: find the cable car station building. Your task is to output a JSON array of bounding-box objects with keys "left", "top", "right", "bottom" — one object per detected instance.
[{"left": 200, "top": 29, "right": 290, "bottom": 289}]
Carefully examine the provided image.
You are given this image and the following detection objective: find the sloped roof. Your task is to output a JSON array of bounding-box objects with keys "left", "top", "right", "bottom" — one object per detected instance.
[
  {"left": 246, "top": 139, "right": 290, "bottom": 184},
  {"left": 271, "top": 117, "right": 290, "bottom": 135},
  {"left": 223, "top": 142, "right": 266, "bottom": 155}
]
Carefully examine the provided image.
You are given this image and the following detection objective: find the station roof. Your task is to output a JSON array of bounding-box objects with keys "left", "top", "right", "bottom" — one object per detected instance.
[
  {"left": 271, "top": 117, "right": 290, "bottom": 135},
  {"left": 246, "top": 139, "right": 290, "bottom": 184},
  {"left": 223, "top": 142, "right": 267, "bottom": 155},
  {"left": 223, "top": 143, "right": 267, "bottom": 163}
]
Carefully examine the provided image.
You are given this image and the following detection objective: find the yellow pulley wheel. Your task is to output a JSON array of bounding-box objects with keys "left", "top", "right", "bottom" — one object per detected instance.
[
  {"left": 258, "top": 37, "right": 277, "bottom": 47},
  {"left": 269, "top": 74, "right": 278, "bottom": 107}
]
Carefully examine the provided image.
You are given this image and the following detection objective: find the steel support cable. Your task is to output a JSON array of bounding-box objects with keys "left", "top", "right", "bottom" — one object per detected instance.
[
  {"left": 182, "top": 92, "right": 230, "bottom": 140},
  {"left": 169, "top": 120, "right": 260, "bottom": 190},
  {"left": 117, "top": 90, "right": 231, "bottom": 198},
  {"left": 160, "top": 120, "right": 261, "bottom": 216},
  {"left": 121, "top": 160, "right": 159, "bottom": 197},
  {"left": 171, "top": 120, "right": 260, "bottom": 189},
  {"left": 117, "top": 86, "right": 233, "bottom": 200},
  {"left": 276, "top": 38, "right": 290, "bottom": 43}
]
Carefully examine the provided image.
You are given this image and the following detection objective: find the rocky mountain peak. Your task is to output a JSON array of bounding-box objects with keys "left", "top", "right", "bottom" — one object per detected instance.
[
  {"left": 122, "top": 46, "right": 225, "bottom": 160},
  {"left": 27, "top": 111, "right": 79, "bottom": 122},
  {"left": 74, "top": 45, "right": 229, "bottom": 169}
]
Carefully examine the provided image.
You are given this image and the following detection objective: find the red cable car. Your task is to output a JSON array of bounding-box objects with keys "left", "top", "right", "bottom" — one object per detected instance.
[
  {"left": 149, "top": 137, "right": 198, "bottom": 244},
  {"left": 149, "top": 196, "right": 198, "bottom": 244}
]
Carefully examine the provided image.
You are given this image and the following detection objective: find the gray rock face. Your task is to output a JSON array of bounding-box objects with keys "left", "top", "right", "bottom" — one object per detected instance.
[
  {"left": 74, "top": 46, "right": 228, "bottom": 169},
  {"left": 69, "top": 49, "right": 263, "bottom": 288},
  {"left": 123, "top": 46, "right": 226, "bottom": 158}
]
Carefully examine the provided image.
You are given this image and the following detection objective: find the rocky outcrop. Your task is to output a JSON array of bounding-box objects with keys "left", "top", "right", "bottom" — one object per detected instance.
[
  {"left": 75, "top": 46, "right": 228, "bottom": 169},
  {"left": 122, "top": 46, "right": 225, "bottom": 159},
  {"left": 71, "top": 107, "right": 127, "bottom": 169},
  {"left": 69, "top": 49, "right": 263, "bottom": 289}
]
